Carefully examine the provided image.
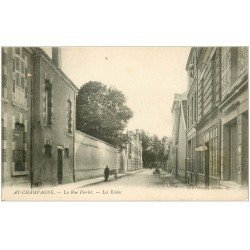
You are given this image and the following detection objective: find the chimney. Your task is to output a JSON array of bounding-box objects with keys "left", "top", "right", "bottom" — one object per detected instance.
[{"left": 52, "top": 47, "right": 62, "bottom": 68}]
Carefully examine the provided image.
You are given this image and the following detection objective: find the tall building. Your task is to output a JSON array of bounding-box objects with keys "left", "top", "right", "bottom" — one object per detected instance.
[
  {"left": 219, "top": 47, "right": 248, "bottom": 188},
  {"left": 186, "top": 48, "right": 198, "bottom": 184},
  {"left": 2, "top": 47, "right": 33, "bottom": 186},
  {"left": 1, "top": 47, "right": 79, "bottom": 187},
  {"left": 186, "top": 47, "right": 248, "bottom": 188}
]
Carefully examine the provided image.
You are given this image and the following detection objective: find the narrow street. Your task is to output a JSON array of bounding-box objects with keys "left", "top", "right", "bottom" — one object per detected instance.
[{"left": 88, "top": 169, "right": 185, "bottom": 189}]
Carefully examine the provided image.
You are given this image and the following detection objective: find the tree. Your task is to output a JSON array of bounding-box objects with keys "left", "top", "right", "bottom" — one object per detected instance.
[
  {"left": 139, "top": 129, "right": 168, "bottom": 168},
  {"left": 76, "top": 81, "right": 133, "bottom": 147}
]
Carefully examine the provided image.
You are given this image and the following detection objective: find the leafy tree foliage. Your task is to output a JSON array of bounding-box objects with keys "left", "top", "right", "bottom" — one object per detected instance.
[
  {"left": 139, "top": 129, "right": 168, "bottom": 168},
  {"left": 76, "top": 81, "right": 133, "bottom": 147}
]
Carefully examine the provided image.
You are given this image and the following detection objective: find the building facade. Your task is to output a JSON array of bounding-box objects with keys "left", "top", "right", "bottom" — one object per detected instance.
[
  {"left": 2, "top": 47, "right": 33, "bottom": 186},
  {"left": 171, "top": 93, "right": 187, "bottom": 182},
  {"left": 126, "top": 132, "right": 143, "bottom": 171},
  {"left": 186, "top": 47, "right": 248, "bottom": 188},
  {"left": 186, "top": 48, "right": 198, "bottom": 184},
  {"left": 2, "top": 47, "right": 79, "bottom": 187},
  {"left": 31, "top": 48, "right": 78, "bottom": 186},
  {"left": 219, "top": 47, "right": 248, "bottom": 188}
]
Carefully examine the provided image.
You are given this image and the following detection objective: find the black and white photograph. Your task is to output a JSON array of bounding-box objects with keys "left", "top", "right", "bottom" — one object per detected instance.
[
  {"left": 1, "top": 1, "right": 250, "bottom": 250},
  {"left": 1, "top": 46, "right": 248, "bottom": 201}
]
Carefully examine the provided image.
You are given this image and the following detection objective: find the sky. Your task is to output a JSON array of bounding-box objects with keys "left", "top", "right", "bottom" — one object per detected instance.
[{"left": 43, "top": 47, "right": 190, "bottom": 138}]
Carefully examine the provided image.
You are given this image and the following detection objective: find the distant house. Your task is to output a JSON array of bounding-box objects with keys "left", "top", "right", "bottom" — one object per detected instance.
[
  {"left": 126, "top": 131, "right": 143, "bottom": 172},
  {"left": 171, "top": 93, "right": 187, "bottom": 182}
]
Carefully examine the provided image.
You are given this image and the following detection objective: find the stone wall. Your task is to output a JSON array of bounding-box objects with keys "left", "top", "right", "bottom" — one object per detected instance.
[{"left": 75, "top": 131, "right": 119, "bottom": 181}]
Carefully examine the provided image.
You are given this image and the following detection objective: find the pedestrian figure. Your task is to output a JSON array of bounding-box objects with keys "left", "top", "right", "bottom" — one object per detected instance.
[{"left": 104, "top": 165, "right": 110, "bottom": 181}]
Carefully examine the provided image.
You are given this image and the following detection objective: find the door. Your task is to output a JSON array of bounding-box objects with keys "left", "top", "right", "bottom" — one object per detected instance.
[
  {"left": 230, "top": 124, "right": 238, "bottom": 182},
  {"left": 242, "top": 113, "right": 248, "bottom": 186},
  {"left": 205, "top": 142, "right": 209, "bottom": 188},
  {"left": 57, "top": 149, "right": 63, "bottom": 184}
]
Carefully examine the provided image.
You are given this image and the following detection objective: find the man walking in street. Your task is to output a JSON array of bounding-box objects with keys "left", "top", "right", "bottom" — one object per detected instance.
[{"left": 104, "top": 165, "right": 110, "bottom": 181}]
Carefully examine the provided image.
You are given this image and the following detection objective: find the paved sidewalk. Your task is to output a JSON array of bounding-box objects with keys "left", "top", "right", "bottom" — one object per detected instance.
[
  {"left": 40, "top": 168, "right": 146, "bottom": 191},
  {"left": 158, "top": 171, "right": 187, "bottom": 188}
]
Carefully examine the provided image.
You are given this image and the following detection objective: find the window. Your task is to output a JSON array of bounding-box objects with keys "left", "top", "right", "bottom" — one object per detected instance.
[
  {"left": 67, "top": 100, "right": 72, "bottom": 133},
  {"left": 2, "top": 48, "right": 8, "bottom": 98},
  {"left": 200, "top": 78, "right": 204, "bottom": 117},
  {"left": 211, "top": 54, "right": 216, "bottom": 106},
  {"left": 64, "top": 148, "right": 69, "bottom": 158},
  {"left": 13, "top": 48, "right": 27, "bottom": 106},
  {"left": 45, "top": 81, "right": 52, "bottom": 125},
  {"left": 199, "top": 135, "right": 205, "bottom": 174},
  {"left": 2, "top": 74, "right": 7, "bottom": 98},
  {"left": 238, "top": 47, "right": 248, "bottom": 75},
  {"left": 2, "top": 118, "right": 6, "bottom": 163},
  {"left": 14, "top": 123, "right": 25, "bottom": 171},
  {"left": 44, "top": 145, "right": 52, "bottom": 158},
  {"left": 191, "top": 97, "right": 194, "bottom": 124},
  {"left": 194, "top": 92, "right": 197, "bottom": 122},
  {"left": 199, "top": 127, "right": 218, "bottom": 177}
]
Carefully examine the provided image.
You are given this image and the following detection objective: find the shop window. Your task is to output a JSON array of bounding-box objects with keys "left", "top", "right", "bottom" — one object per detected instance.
[{"left": 199, "top": 127, "right": 218, "bottom": 177}]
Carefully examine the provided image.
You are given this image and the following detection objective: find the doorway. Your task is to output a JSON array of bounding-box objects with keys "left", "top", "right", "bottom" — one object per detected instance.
[
  {"left": 205, "top": 142, "right": 209, "bottom": 187},
  {"left": 229, "top": 123, "right": 238, "bottom": 182},
  {"left": 57, "top": 149, "right": 63, "bottom": 184}
]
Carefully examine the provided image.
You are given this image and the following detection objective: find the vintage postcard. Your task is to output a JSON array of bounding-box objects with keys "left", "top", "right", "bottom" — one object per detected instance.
[{"left": 1, "top": 47, "right": 248, "bottom": 201}]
